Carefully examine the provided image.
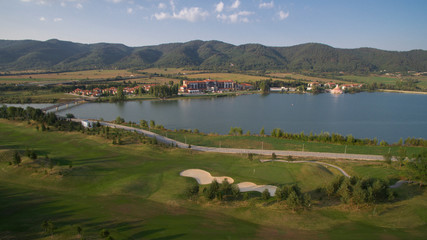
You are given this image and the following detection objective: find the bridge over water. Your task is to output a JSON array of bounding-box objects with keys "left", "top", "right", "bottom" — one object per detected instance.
[{"left": 41, "top": 99, "right": 88, "bottom": 112}]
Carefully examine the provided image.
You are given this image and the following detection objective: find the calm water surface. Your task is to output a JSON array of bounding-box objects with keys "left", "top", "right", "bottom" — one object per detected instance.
[{"left": 57, "top": 92, "right": 427, "bottom": 143}]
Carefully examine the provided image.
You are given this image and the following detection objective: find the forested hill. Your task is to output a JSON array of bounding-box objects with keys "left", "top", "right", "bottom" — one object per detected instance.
[{"left": 1, "top": 39, "right": 426, "bottom": 73}]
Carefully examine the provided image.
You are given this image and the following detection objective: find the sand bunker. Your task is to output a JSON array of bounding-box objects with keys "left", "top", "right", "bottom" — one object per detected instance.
[
  {"left": 180, "top": 169, "right": 234, "bottom": 184},
  {"left": 180, "top": 169, "right": 277, "bottom": 196},
  {"left": 237, "top": 182, "right": 277, "bottom": 196}
]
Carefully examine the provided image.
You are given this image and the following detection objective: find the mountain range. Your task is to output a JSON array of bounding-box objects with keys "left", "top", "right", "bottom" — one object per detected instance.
[{"left": 0, "top": 39, "right": 426, "bottom": 73}]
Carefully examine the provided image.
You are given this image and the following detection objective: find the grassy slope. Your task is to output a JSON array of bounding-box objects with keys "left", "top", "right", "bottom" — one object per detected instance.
[
  {"left": 149, "top": 129, "right": 426, "bottom": 157},
  {"left": 0, "top": 119, "right": 426, "bottom": 239}
]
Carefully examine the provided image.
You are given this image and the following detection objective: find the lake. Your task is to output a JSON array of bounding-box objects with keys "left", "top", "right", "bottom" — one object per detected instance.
[{"left": 56, "top": 92, "right": 427, "bottom": 143}]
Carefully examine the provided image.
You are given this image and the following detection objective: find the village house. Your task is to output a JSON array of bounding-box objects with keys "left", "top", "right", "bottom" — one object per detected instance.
[
  {"left": 341, "top": 84, "right": 363, "bottom": 90},
  {"left": 237, "top": 83, "right": 254, "bottom": 90},
  {"left": 325, "top": 82, "right": 336, "bottom": 88},
  {"left": 71, "top": 88, "right": 83, "bottom": 95},
  {"left": 142, "top": 84, "right": 156, "bottom": 92},
  {"left": 102, "top": 87, "right": 118, "bottom": 95},
  {"left": 307, "top": 82, "right": 322, "bottom": 91},
  {"left": 92, "top": 88, "right": 102, "bottom": 97}
]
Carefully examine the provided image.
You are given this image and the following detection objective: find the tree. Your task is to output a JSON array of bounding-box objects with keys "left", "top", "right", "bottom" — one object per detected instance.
[
  {"left": 115, "top": 116, "right": 125, "bottom": 124},
  {"left": 116, "top": 86, "right": 125, "bottom": 101},
  {"left": 184, "top": 183, "right": 199, "bottom": 199},
  {"left": 287, "top": 191, "right": 301, "bottom": 211},
  {"left": 76, "top": 225, "right": 83, "bottom": 237},
  {"left": 262, "top": 189, "right": 270, "bottom": 200},
  {"left": 337, "top": 179, "right": 351, "bottom": 203},
  {"left": 66, "top": 113, "right": 75, "bottom": 119},
  {"left": 205, "top": 179, "right": 220, "bottom": 200},
  {"left": 397, "top": 147, "right": 407, "bottom": 168},
  {"left": 149, "top": 120, "right": 156, "bottom": 129},
  {"left": 140, "top": 119, "right": 148, "bottom": 128},
  {"left": 100, "top": 229, "right": 110, "bottom": 238},
  {"left": 30, "top": 151, "right": 37, "bottom": 160},
  {"left": 259, "top": 127, "right": 265, "bottom": 136},
  {"left": 41, "top": 220, "right": 55, "bottom": 236},
  {"left": 48, "top": 156, "right": 55, "bottom": 170},
  {"left": 405, "top": 151, "right": 427, "bottom": 187},
  {"left": 231, "top": 184, "right": 241, "bottom": 199},
  {"left": 13, "top": 150, "right": 21, "bottom": 166},
  {"left": 383, "top": 152, "right": 392, "bottom": 164}
]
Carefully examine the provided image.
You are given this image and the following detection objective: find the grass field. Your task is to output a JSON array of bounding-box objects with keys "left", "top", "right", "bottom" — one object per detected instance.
[
  {"left": 340, "top": 75, "right": 397, "bottom": 85},
  {"left": 267, "top": 72, "right": 345, "bottom": 84},
  {"left": 0, "top": 70, "right": 138, "bottom": 84},
  {"left": 0, "top": 119, "right": 426, "bottom": 239},
  {"left": 141, "top": 68, "right": 201, "bottom": 75},
  {"left": 0, "top": 90, "right": 78, "bottom": 103},
  {"left": 184, "top": 73, "right": 282, "bottom": 82}
]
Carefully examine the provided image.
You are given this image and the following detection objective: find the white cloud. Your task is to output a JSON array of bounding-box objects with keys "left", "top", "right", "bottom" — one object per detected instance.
[
  {"left": 53, "top": 17, "right": 63, "bottom": 22},
  {"left": 170, "top": 0, "right": 175, "bottom": 12},
  {"left": 230, "top": 0, "right": 240, "bottom": 9},
  {"left": 60, "top": 2, "right": 66, "bottom": 7},
  {"left": 154, "top": 12, "right": 168, "bottom": 20},
  {"left": 21, "top": 0, "right": 48, "bottom": 5},
  {"left": 259, "top": 1, "right": 274, "bottom": 9},
  {"left": 127, "top": 7, "right": 133, "bottom": 14},
  {"left": 76, "top": 3, "right": 83, "bottom": 9},
  {"left": 278, "top": 10, "right": 289, "bottom": 20},
  {"left": 39, "top": 16, "right": 46, "bottom": 21},
  {"left": 217, "top": 11, "right": 253, "bottom": 23},
  {"left": 154, "top": 7, "right": 209, "bottom": 22},
  {"left": 158, "top": 3, "right": 166, "bottom": 9},
  {"left": 110, "top": 0, "right": 122, "bottom": 3},
  {"left": 215, "top": 1, "right": 224, "bottom": 12}
]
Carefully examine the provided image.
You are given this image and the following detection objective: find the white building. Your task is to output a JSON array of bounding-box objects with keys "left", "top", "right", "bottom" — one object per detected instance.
[{"left": 81, "top": 120, "right": 94, "bottom": 128}]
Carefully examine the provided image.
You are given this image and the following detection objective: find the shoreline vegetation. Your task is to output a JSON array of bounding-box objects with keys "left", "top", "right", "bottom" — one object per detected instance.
[
  {"left": 2, "top": 105, "right": 426, "bottom": 157},
  {"left": 105, "top": 119, "right": 427, "bottom": 156}
]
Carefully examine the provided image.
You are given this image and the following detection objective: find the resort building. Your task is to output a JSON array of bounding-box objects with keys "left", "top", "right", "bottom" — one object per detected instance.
[{"left": 180, "top": 79, "right": 237, "bottom": 93}]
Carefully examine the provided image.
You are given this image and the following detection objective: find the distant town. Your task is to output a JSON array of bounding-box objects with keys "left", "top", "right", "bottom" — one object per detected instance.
[{"left": 69, "top": 79, "right": 363, "bottom": 97}]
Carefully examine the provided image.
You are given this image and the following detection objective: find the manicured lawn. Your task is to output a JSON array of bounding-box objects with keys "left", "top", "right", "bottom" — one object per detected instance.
[{"left": 0, "top": 119, "right": 425, "bottom": 239}]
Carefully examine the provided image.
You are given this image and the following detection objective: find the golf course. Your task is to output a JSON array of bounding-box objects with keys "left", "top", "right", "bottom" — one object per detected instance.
[{"left": 0, "top": 118, "right": 426, "bottom": 239}]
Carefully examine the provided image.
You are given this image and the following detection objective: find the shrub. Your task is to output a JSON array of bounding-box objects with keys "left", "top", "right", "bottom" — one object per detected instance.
[{"left": 184, "top": 183, "right": 199, "bottom": 199}]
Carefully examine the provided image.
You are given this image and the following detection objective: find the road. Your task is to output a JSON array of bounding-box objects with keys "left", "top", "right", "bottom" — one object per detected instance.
[{"left": 70, "top": 119, "right": 386, "bottom": 161}]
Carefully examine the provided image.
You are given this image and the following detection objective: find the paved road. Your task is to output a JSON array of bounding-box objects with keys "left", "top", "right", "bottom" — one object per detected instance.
[{"left": 73, "top": 119, "right": 386, "bottom": 161}]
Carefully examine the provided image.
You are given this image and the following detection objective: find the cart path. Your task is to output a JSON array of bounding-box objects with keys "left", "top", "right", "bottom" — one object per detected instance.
[
  {"left": 260, "top": 159, "right": 351, "bottom": 177},
  {"left": 73, "top": 119, "right": 386, "bottom": 161}
]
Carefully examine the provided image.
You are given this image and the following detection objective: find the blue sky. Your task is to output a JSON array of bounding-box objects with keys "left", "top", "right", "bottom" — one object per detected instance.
[{"left": 1, "top": 0, "right": 426, "bottom": 51}]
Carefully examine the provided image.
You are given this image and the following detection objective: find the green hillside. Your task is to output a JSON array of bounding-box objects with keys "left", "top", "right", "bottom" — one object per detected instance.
[{"left": 0, "top": 39, "right": 426, "bottom": 72}]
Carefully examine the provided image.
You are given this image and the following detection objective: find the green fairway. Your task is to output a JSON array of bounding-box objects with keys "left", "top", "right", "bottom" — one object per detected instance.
[{"left": 0, "top": 119, "right": 426, "bottom": 239}]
